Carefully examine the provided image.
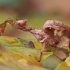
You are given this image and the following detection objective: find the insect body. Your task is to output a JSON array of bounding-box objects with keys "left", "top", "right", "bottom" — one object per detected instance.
[{"left": 1, "top": 19, "right": 70, "bottom": 62}]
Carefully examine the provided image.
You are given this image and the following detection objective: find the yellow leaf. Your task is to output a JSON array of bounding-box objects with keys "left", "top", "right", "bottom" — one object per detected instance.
[
  {"left": 8, "top": 50, "right": 42, "bottom": 66},
  {"left": 0, "top": 36, "right": 18, "bottom": 43},
  {"left": 55, "top": 62, "right": 70, "bottom": 70},
  {"left": 34, "top": 41, "right": 42, "bottom": 49},
  {"left": 8, "top": 50, "right": 23, "bottom": 60},
  {"left": 34, "top": 41, "right": 56, "bottom": 52},
  {"left": 0, "top": 36, "right": 24, "bottom": 47},
  {"left": 65, "top": 56, "right": 70, "bottom": 66},
  {"left": 42, "top": 52, "right": 53, "bottom": 61}
]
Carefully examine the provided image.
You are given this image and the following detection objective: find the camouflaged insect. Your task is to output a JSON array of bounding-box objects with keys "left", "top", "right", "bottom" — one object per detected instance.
[{"left": 1, "top": 19, "right": 70, "bottom": 61}]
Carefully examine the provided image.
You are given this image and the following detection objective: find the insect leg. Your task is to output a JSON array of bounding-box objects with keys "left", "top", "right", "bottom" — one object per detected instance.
[{"left": 38, "top": 43, "right": 46, "bottom": 62}]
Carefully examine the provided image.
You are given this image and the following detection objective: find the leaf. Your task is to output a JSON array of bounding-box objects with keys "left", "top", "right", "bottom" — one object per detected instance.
[
  {"left": 65, "top": 56, "right": 70, "bottom": 66},
  {"left": 34, "top": 41, "right": 56, "bottom": 52},
  {"left": 0, "top": 36, "right": 53, "bottom": 61},
  {"left": 7, "top": 46, "right": 53, "bottom": 61},
  {"left": 55, "top": 56, "right": 70, "bottom": 70},
  {"left": 0, "top": 36, "right": 35, "bottom": 48},
  {"left": 55, "top": 62, "right": 70, "bottom": 70},
  {"left": 0, "top": 36, "right": 52, "bottom": 70},
  {"left": 8, "top": 50, "right": 42, "bottom": 66},
  {"left": 0, "top": 53, "right": 49, "bottom": 70},
  {"left": 0, "top": 42, "right": 49, "bottom": 70},
  {"left": 34, "top": 41, "right": 42, "bottom": 49},
  {"left": 0, "top": 43, "right": 27, "bottom": 70},
  {"left": 42, "top": 55, "right": 61, "bottom": 70},
  {"left": 0, "top": 36, "right": 24, "bottom": 47}
]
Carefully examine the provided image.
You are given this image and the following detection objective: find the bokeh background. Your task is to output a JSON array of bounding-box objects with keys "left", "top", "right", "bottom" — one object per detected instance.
[{"left": 0, "top": 0, "right": 70, "bottom": 40}]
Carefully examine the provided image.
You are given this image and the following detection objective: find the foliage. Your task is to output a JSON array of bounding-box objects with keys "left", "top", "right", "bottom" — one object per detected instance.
[{"left": 0, "top": 36, "right": 50, "bottom": 70}]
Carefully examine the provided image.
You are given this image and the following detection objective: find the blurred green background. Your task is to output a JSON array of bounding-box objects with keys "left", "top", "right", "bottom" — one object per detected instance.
[{"left": 0, "top": 0, "right": 70, "bottom": 40}]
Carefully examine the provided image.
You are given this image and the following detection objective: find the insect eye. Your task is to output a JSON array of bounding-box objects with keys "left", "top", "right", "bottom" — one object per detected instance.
[
  {"left": 16, "top": 22, "right": 21, "bottom": 26},
  {"left": 17, "top": 23, "right": 20, "bottom": 25}
]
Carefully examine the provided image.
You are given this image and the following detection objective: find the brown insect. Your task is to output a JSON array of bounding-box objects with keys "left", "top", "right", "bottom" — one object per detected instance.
[{"left": 1, "top": 19, "right": 70, "bottom": 62}]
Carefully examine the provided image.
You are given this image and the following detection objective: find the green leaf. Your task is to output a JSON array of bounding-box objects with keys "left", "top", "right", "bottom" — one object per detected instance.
[{"left": 42, "top": 55, "right": 61, "bottom": 70}]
